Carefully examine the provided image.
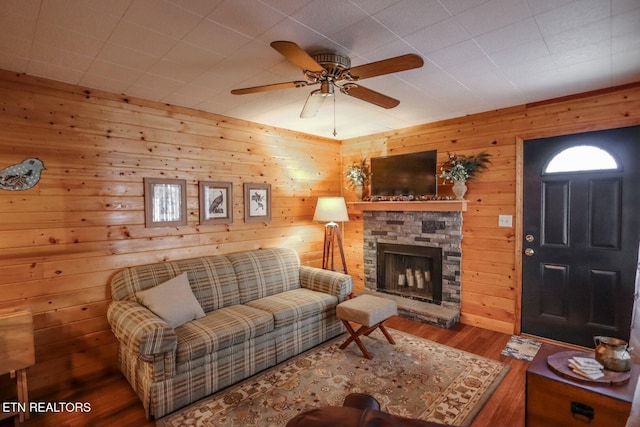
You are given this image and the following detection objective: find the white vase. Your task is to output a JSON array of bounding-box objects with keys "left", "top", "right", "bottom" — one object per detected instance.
[
  {"left": 452, "top": 180, "right": 467, "bottom": 200},
  {"left": 355, "top": 185, "right": 363, "bottom": 200}
]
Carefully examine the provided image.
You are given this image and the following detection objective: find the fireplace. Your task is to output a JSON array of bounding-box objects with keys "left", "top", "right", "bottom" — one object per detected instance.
[
  {"left": 377, "top": 243, "right": 442, "bottom": 304},
  {"left": 363, "top": 210, "right": 462, "bottom": 312}
]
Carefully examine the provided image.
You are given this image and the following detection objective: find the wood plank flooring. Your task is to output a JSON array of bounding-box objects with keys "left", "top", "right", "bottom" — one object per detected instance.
[{"left": 4, "top": 318, "right": 533, "bottom": 427}]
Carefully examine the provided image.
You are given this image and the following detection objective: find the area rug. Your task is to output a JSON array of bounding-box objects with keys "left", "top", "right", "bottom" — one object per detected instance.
[
  {"left": 157, "top": 329, "right": 509, "bottom": 427},
  {"left": 500, "top": 335, "right": 542, "bottom": 362}
]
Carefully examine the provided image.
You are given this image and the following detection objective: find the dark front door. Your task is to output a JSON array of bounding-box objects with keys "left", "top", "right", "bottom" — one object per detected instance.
[{"left": 522, "top": 126, "right": 640, "bottom": 348}]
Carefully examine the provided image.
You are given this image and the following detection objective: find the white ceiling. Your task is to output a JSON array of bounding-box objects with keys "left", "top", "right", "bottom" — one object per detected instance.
[{"left": 1, "top": 0, "right": 639, "bottom": 140}]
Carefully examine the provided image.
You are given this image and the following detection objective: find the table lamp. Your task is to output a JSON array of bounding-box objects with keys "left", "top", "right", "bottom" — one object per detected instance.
[{"left": 313, "top": 197, "right": 349, "bottom": 273}]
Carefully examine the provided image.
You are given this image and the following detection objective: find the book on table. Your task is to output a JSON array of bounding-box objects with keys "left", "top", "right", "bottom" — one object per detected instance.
[{"left": 568, "top": 356, "right": 604, "bottom": 380}]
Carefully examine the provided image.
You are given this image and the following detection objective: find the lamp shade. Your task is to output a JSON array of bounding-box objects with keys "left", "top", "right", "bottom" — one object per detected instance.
[{"left": 313, "top": 197, "right": 349, "bottom": 223}]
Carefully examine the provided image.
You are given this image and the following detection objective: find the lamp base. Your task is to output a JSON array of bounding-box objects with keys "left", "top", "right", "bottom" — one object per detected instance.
[{"left": 322, "top": 222, "right": 348, "bottom": 274}]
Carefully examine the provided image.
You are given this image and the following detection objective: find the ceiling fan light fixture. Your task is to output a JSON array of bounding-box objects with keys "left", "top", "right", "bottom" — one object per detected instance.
[{"left": 301, "top": 89, "right": 327, "bottom": 118}]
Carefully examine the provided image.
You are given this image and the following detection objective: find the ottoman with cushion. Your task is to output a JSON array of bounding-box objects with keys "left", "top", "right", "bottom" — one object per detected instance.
[{"left": 336, "top": 294, "right": 397, "bottom": 359}]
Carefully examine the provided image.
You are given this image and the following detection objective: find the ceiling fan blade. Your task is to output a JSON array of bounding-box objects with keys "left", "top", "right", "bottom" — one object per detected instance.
[
  {"left": 231, "top": 81, "right": 308, "bottom": 95},
  {"left": 347, "top": 54, "right": 424, "bottom": 80},
  {"left": 270, "top": 41, "right": 325, "bottom": 73},
  {"left": 340, "top": 84, "right": 399, "bottom": 109},
  {"left": 300, "top": 90, "right": 329, "bottom": 118}
]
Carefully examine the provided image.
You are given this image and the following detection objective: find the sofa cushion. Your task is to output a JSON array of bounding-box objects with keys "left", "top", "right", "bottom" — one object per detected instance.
[
  {"left": 111, "top": 255, "right": 240, "bottom": 312},
  {"left": 172, "top": 256, "right": 240, "bottom": 312},
  {"left": 135, "top": 273, "right": 205, "bottom": 328},
  {"left": 245, "top": 288, "right": 338, "bottom": 328},
  {"left": 174, "top": 305, "right": 274, "bottom": 365},
  {"left": 228, "top": 248, "right": 301, "bottom": 303}
]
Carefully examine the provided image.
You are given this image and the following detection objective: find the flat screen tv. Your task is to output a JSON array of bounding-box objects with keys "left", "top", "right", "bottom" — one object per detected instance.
[{"left": 370, "top": 150, "right": 438, "bottom": 197}]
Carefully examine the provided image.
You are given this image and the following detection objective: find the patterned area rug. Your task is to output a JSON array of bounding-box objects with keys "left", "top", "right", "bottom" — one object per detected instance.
[
  {"left": 500, "top": 335, "right": 542, "bottom": 362},
  {"left": 157, "top": 329, "right": 509, "bottom": 427}
]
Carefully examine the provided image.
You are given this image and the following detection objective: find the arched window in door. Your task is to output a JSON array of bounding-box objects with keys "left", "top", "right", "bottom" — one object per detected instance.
[{"left": 544, "top": 145, "right": 619, "bottom": 174}]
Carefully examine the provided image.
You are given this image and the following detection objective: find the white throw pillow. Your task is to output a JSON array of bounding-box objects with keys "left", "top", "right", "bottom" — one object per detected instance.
[{"left": 135, "top": 272, "right": 205, "bottom": 328}]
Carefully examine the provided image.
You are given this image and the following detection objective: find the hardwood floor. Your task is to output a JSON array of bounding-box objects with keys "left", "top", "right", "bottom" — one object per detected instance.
[{"left": 6, "top": 319, "right": 531, "bottom": 427}]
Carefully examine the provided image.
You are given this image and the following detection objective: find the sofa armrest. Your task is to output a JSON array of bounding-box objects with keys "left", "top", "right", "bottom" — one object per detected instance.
[
  {"left": 107, "top": 300, "right": 177, "bottom": 359},
  {"left": 299, "top": 266, "right": 353, "bottom": 300}
]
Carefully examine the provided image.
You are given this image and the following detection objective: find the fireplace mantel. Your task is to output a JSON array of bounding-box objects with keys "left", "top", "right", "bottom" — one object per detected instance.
[{"left": 351, "top": 200, "right": 467, "bottom": 212}]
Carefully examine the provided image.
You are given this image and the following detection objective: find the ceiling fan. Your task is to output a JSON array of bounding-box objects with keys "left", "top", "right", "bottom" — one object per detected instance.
[{"left": 231, "top": 41, "right": 424, "bottom": 119}]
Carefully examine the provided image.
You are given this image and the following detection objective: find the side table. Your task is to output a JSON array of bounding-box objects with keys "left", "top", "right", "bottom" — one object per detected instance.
[
  {"left": 0, "top": 307, "right": 35, "bottom": 424},
  {"left": 526, "top": 342, "right": 638, "bottom": 426}
]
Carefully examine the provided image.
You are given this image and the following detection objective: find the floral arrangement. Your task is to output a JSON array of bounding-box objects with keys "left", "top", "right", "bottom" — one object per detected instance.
[
  {"left": 440, "top": 151, "right": 492, "bottom": 182},
  {"left": 345, "top": 158, "right": 371, "bottom": 189}
]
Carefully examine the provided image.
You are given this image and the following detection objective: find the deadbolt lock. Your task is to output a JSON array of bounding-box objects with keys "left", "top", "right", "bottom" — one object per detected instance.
[{"left": 525, "top": 234, "right": 535, "bottom": 242}]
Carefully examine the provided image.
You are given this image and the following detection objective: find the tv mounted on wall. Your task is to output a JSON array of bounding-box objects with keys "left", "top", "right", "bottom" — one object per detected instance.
[{"left": 370, "top": 150, "right": 438, "bottom": 198}]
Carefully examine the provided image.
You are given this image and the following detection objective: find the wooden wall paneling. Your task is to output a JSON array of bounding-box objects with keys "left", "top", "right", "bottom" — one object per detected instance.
[
  {"left": 461, "top": 288, "right": 515, "bottom": 322},
  {"left": 0, "top": 274, "right": 111, "bottom": 309},
  {"left": 0, "top": 69, "right": 342, "bottom": 398},
  {"left": 340, "top": 82, "right": 640, "bottom": 335},
  {"left": 460, "top": 309, "right": 515, "bottom": 335},
  {"left": 34, "top": 314, "right": 110, "bottom": 349},
  {"left": 33, "top": 300, "right": 110, "bottom": 330}
]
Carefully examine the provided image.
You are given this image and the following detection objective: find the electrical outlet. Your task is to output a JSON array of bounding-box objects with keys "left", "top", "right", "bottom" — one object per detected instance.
[{"left": 498, "top": 215, "right": 513, "bottom": 227}]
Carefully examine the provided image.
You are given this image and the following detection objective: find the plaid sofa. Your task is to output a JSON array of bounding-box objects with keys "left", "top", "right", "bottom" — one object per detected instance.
[{"left": 107, "top": 247, "right": 353, "bottom": 419}]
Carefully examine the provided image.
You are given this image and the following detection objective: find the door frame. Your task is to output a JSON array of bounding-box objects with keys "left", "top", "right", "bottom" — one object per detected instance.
[
  {"left": 514, "top": 134, "right": 639, "bottom": 340},
  {"left": 515, "top": 137, "right": 525, "bottom": 336}
]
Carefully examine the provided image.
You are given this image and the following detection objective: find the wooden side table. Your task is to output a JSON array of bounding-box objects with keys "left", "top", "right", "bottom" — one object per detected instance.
[
  {"left": 0, "top": 307, "right": 35, "bottom": 424},
  {"left": 526, "top": 342, "right": 638, "bottom": 426}
]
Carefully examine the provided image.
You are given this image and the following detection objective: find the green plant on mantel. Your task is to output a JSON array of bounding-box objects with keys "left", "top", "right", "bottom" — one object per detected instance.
[
  {"left": 345, "top": 158, "right": 371, "bottom": 189},
  {"left": 440, "top": 151, "right": 492, "bottom": 182}
]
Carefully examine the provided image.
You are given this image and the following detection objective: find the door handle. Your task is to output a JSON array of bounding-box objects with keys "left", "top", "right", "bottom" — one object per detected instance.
[
  {"left": 571, "top": 401, "right": 594, "bottom": 423},
  {"left": 524, "top": 248, "right": 535, "bottom": 256}
]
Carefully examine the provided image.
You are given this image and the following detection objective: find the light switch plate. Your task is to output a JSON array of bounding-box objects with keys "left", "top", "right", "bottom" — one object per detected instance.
[{"left": 498, "top": 215, "right": 513, "bottom": 227}]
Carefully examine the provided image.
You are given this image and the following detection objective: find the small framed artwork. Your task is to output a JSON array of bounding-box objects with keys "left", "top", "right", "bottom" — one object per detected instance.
[
  {"left": 244, "top": 183, "right": 271, "bottom": 223},
  {"left": 199, "top": 181, "right": 233, "bottom": 225},
  {"left": 144, "top": 178, "right": 187, "bottom": 228}
]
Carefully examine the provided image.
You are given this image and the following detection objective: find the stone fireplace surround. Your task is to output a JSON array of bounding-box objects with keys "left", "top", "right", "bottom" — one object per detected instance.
[{"left": 362, "top": 208, "right": 463, "bottom": 328}]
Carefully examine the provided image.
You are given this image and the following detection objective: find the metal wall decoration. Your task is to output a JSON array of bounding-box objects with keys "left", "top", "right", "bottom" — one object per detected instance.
[
  {"left": 244, "top": 183, "right": 271, "bottom": 223},
  {"left": 0, "top": 158, "right": 46, "bottom": 191},
  {"left": 144, "top": 178, "right": 188, "bottom": 228},
  {"left": 199, "top": 181, "right": 233, "bottom": 225}
]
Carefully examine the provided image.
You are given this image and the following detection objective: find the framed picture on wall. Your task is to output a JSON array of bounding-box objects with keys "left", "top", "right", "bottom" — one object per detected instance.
[
  {"left": 144, "top": 178, "right": 187, "bottom": 228},
  {"left": 199, "top": 181, "right": 233, "bottom": 225},
  {"left": 243, "top": 183, "right": 271, "bottom": 223}
]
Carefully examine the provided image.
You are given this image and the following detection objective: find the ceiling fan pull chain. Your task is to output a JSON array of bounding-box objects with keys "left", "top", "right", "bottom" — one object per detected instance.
[{"left": 333, "top": 92, "right": 337, "bottom": 137}]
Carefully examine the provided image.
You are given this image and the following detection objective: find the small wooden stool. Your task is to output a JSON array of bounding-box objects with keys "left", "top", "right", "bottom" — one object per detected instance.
[{"left": 336, "top": 295, "right": 397, "bottom": 359}]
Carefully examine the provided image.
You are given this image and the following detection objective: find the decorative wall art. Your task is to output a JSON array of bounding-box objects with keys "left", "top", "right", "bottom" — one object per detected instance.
[
  {"left": 244, "top": 183, "right": 271, "bottom": 223},
  {"left": 199, "top": 181, "right": 233, "bottom": 225},
  {"left": 144, "top": 178, "right": 187, "bottom": 228},
  {"left": 0, "top": 158, "right": 46, "bottom": 191}
]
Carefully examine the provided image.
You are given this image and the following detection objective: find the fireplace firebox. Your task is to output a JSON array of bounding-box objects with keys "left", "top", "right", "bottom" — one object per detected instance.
[{"left": 376, "top": 243, "right": 442, "bottom": 304}]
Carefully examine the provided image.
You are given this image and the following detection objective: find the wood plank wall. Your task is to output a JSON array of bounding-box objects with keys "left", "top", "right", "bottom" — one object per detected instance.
[
  {"left": 341, "top": 83, "right": 640, "bottom": 334},
  {"left": 0, "top": 70, "right": 342, "bottom": 397}
]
